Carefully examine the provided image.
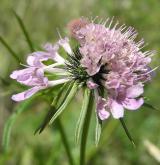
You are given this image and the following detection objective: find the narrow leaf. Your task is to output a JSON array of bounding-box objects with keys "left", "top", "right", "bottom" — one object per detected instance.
[
  {"left": 0, "top": 36, "right": 21, "bottom": 63},
  {"left": 119, "top": 118, "right": 136, "bottom": 148},
  {"left": 80, "top": 91, "right": 94, "bottom": 165},
  {"left": 12, "top": 10, "right": 34, "bottom": 52},
  {"left": 34, "top": 106, "right": 56, "bottom": 134},
  {"left": 51, "top": 82, "right": 73, "bottom": 106},
  {"left": 35, "top": 83, "right": 72, "bottom": 134},
  {"left": 143, "top": 102, "right": 158, "bottom": 111},
  {"left": 49, "top": 83, "right": 78, "bottom": 124},
  {"left": 2, "top": 98, "right": 34, "bottom": 152},
  {"left": 75, "top": 88, "right": 91, "bottom": 144},
  {"left": 95, "top": 117, "right": 102, "bottom": 146}
]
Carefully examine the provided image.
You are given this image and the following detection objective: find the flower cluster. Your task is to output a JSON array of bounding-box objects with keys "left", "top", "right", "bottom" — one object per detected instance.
[
  {"left": 10, "top": 38, "right": 72, "bottom": 101},
  {"left": 68, "top": 18, "right": 155, "bottom": 120},
  {"left": 11, "top": 17, "right": 156, "bottom": 122}
]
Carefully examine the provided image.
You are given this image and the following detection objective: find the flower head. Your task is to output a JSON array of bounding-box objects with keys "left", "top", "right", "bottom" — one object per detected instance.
[
  {"left": 11, "top": 17, "right": 156, "bottom": 122},
  {"left": 67, "top": 17, "right": 156, "bottom": 120},
  {"left": 10, "top": 16, "right": 157, "bottom": 146}
]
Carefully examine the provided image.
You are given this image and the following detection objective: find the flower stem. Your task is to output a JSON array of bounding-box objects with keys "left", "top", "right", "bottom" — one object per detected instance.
[
  {"left": 80, "top": 90, "right": 94, "bottom": 165},
  {"left": 56, "top": 118, "right": 75, "bottom": 165}
]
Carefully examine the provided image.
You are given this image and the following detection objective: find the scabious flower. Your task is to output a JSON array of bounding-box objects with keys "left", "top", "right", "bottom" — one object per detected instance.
[
  {"left": 11, "top": 17, "right": 156, "bottom": 140},
  {"left": 68, "top": 18, "right": 155, "bottom": 120}
]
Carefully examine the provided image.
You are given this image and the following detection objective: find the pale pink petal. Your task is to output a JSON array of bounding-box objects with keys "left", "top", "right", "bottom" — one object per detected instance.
[
  {"left": 110, "top": 99, "right": 124, "bottom": 119},
  {"left": 27, "top": 55, "right": 36, "bottom": 66},
  {"left": 96, "top": 97, "right": 110, "bottom": 120},
  {"left": 10, "top": 68, "right": 33, "bottom": 82},
  {"left": 11, "top": 86, "right": 42, "bottom": 102},
  {"left": 98, "top": 110, "right": 110, "bottom": 120},
  {"left": 27, "top": 52, "right": 47, "bottom": 67},
  {"left": 10, "top": 70, "right": 20, "bottom": 79},
  {"left": 59, "top": 37, "right": 72, "bottom": 55},
  {"left": 44, "top": 43, "right": 59, "bottom": 52},
  {"left": 54, "top": 52, "right": 65, "bottom": 63},
  {"left": 122, "top": 98, "right": 144, "bottom": 110},
  {"left": 87, "top": 80, "right": 98, "bottom": 89},
  {"left": 126, "top": 84, "right": 144, "bottom": 98}
]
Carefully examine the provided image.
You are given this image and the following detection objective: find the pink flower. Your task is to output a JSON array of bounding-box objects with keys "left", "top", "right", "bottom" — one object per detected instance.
[
  {"left": 10, "top": 38, "right": 72, "bottom": 102},
  {"left": 27, "top": 43, "right": 65, "bottom": 67},
  {"left": 10, "top": 68, "right": 47, "bottom": 87},
  {"left": 10, "top": 68, "right": 48, "bottom": 101},
  {"left": 96, "top": 97, "right": 110, "bottom": 120},
  {"left": 86, "top": 79, "right": 98, "bottom": 89},
  {"left": 108, "top": 84, "right": 144, "bottom": 119},
  {"left": 68, "top": 17, "right": 155, "bottom": 120}
]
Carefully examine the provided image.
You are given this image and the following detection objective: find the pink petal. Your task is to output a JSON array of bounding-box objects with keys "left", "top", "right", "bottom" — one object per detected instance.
[
  {"left": 27, "top": 55, "right": 36, "bottom": 66},
  {"left": 58, "top": 37, "right": 72, "bottom": 55},
  {"left": 122, "top": 98, "right": 144, "bottom": 110},
  {"left": 110, "top": 99, "right": 124, "bottom": 119},
  {"left": 11, "top": 86, "right": 42, "bottom": 102},
  {"left": 10, "top": 68, "right": 32, "bottom": 81},
  {"left": 87, "top": 80, "right": 98, "bottom": 89},
  {"left": 10, "top": 70, "right": 22, "bottom": 79},
  {"left": 97, "top": 97, "right": 110, "bottom": 120},
  {"left": 98, "top": 110, "right": 110, "bottom": 120},
  {"left": 126, "top": 84, "right": 144, "bottom": 98}
]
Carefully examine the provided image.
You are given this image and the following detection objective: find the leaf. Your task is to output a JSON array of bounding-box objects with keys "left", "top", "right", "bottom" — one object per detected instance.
[
  {"left": 80, "top": 90, "right": 94, "bottom": 165},
  {"left": 119, "top": 118, "right": 136, "bottom": 148},
  {"left": 0, "top": 36, "right": 21, "bottom": 63},
  {"left": 143, "top": 102, "right": 158, "bottom": 111},
  {"left": 12, "top": 10, "right": 34, "bottom": 52},
  {"left": 75, "top": 88, "right": 91, "bottom": 144},
  {"left": 49, "top": 82, "right": 79, "bottom": 124},
  {"left": 35, "top": 83, "right": 73, "bottom": 134},
  {"left": 51, "top": 82, "right": 73, "bottom": 106},
  {"left": 2, "top": 98, "right": 34, "bottom": 152},
  {"left": 95, "top": 117, "right": 102, "bottom": 146},
  {"left": 34, "top": 106, "right": 57, "bottom": 134}
]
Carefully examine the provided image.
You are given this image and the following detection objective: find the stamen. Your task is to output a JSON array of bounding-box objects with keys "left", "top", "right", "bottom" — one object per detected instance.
[
  {"left": 20, "top": 63, "right": 30, "bottom": 68},
  {"left": 138, "top": 66, "right": 159, "bottom": 76},
  {"left": 56, "top": 28, "right": 62, "bottom": 39}
]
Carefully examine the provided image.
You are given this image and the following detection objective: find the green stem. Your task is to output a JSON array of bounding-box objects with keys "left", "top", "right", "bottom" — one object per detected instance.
[
  {"left": 80, "top": 90, "right": 93, "bottom": 165},
  {"left": 56, "top": 118, "right": 75, "bottom": 165},
  {"left": 12, "top": 10, "right": 35, "bottom": 52},
  {"left": 119, "top": 118, "right": 136, "bottom": 148},
  {"left": 0, "top": 36, "right": 21, "bottom": 63}
]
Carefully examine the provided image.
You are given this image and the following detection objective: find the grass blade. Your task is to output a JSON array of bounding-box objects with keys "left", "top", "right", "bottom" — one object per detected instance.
[
  {"left": 119, "top": 118, "right": 136, "bottom": 148},
  {"left": 0, "top": 36, "right": 21, "bottom": 63},
  {"left": 75, "top": 88, "right": 91, "bottom": 144},
  {"left": 12, "top": 10, "right": 34, "bottom": 52},
  {"left": 95, "top": 116, "right": 102, "bottom": 146},
  {"left": 80, "top": 90, "right": 94, "bottom": 165},
  {"left": 2, "top": 98, "right": 34, "bottom": 152},
  {"left": 49, "top": 82, "right": 78, "bottom": 124}
]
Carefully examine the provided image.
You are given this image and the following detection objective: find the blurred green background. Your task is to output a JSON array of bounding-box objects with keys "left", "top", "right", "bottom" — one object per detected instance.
[{"left": 0, "top": 0, "right": 160, "bottom": 164}]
